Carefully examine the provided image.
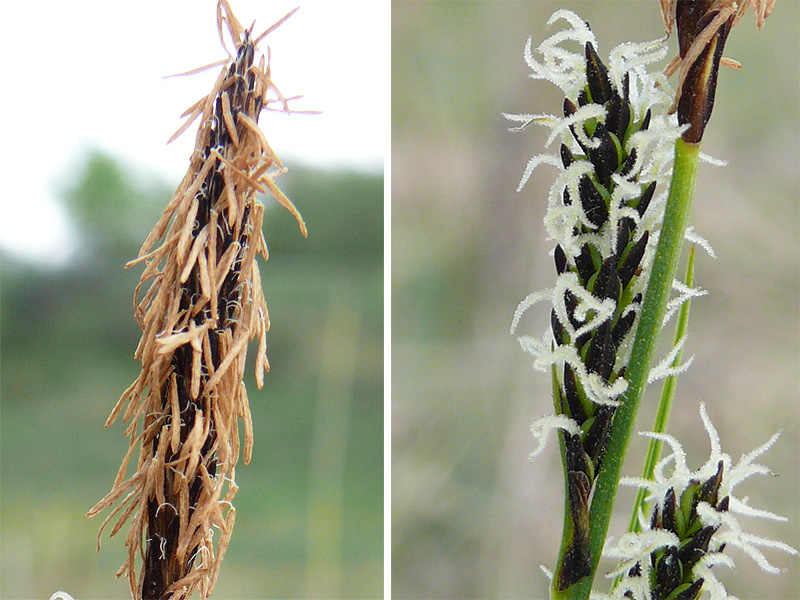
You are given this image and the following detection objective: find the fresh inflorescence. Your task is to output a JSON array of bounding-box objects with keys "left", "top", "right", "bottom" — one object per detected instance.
[
  {"left": 506, "top": 12, "right": 682, "bottom": 587},
  {"left": 604, "top": 404, "right": 797, "bottom": 600}
]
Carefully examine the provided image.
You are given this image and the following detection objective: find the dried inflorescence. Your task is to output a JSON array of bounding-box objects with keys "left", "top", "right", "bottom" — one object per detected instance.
[
  {"left": 660, "top": 0, "right": 774, "bottom": 142},
  {"left": 86, "top": 3, "right": 306, "bottom": 599}
]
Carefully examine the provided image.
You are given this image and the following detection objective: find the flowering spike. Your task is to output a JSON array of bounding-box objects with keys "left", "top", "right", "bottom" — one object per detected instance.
[{"left": 613, "top": 404, "right": 796, "bottom": 598}]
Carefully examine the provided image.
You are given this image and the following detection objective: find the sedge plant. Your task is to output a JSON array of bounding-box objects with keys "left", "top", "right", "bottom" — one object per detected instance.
[
  {"left": 506, "top": 2, "right": 795, "bottom": 598},
  {"left": 86, "top": 3, "right": 307, "bottom": 599}
]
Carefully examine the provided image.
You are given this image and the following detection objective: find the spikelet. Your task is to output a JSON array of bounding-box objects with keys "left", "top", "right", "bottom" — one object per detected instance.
[{"left": 86, "top": 3, "right": 306, "bottom": 599}]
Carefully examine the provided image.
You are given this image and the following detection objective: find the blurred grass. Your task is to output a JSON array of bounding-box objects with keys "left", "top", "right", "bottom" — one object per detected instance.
[
  {"left": 0, "top": 154, "right": 383, "bottom": 599},
  {"left": 392, "top": 2, "right": 799, "bottom": 599}
]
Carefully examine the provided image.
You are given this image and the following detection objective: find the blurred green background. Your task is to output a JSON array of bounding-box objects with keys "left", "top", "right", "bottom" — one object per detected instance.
[
  {"left": 0, "top": 153, "right": 383, "bottom": 599},
  {"left": 392, "top": 2, "right": 798, "bottom": 599}
]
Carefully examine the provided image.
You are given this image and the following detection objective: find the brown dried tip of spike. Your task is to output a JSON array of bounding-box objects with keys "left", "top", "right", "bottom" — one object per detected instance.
[
  {"left": 659, "top": 0, "right": 774, "bottom": 35},
  {"left": 663, "top": 0, "right": 774, "bottom": 142}
]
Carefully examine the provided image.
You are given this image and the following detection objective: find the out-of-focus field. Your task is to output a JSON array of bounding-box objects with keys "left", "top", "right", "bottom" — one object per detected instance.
[
  {"left": 1, "top": 157, "right": 383, "bottom": 599},
  {"left": 392, "top": 2, "right": 799, "bottom": 598}
]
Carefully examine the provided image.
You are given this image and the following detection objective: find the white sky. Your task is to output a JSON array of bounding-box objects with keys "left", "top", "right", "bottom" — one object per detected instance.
[{"left": 0, "top": 0, "right": 388, "bottom": 264}]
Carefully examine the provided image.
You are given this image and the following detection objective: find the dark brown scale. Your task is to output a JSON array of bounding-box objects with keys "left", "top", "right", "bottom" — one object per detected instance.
[
  {"left": 554, "top": 244, "right": 568, "bottom": 275},
  {"left": 584, "top": 405, "right": 614, "bottom": 466},
  {"left": 585, "top": 42, "right": 613, "bottom": 104},
  {"left": 654, "top": 545, "right": 682, "bottom": 596},
  {"left": 640, "top": 108, "right": 652, "bottom": 132},
  {"left": 606, "top": 91, "right": 631, "bottom": 143},
  {"left": 551, "top": 309, "right": 567, "bottom": 346},
  {"left": 586, "top": 122, "right": 619, "bottom": 186},
  {"left": 698, "top": 460, "right": 724, "bottom": 506},
  {"left": 585, "top": 320, "right": 615, "bottom": 380},
  {"left": 578, "top": 175, "right": 607, "bottom": 228},
  {"left": 563, "top": 363, "right": 588, "bottom": 423},
  {"left": 674, "top": 579, "right": 704, "bottom": 600},
  {"left": 615, "top": 217, "right": 633, "bottom": 261},
  {"left": 678, "top": 525, "right": 718, "bottom": 569},
  {"left": 618, "top": 231, "right": 649, "bottom": 289},
  {"left": 662, "top": 487, "right": 679, "bottom": 535},
  {"left": 574, "top": 243, "right": 596, "bottom": 286},
  {"left": 619, "top": 148, "right": 638, "bottom": 179},
  {"left": 611, "top": 310, "right": 636, "bottom": 347},
  {"left": 593, "top": 256, "right": 620, "bottom": 303},
  {"left": 560, "top": 143, "right": 574, "bottom": 168}
]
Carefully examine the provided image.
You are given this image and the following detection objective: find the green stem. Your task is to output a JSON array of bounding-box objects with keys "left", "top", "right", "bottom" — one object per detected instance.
[
  {"left": 626, "top": 245, "right": 696, "bottom": 536},
  {"left": 552, "top": 138, "right": 701, "bottom": 600}
]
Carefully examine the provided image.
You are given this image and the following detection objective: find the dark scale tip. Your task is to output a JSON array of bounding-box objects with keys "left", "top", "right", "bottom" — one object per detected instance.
[
  {"left": 655, "top": 545, "right": 682, "bottom": 594},
  {"left": 619, "top": 148, "right": 639, "bottom": 179},
  {"left": 560, "top": 144, "right": 574, "bottom": 168},
  {"left": 564, "top": 432, "right": 593, "bottom": 478},
  {"left": 587, "top": 123, "right": 619, "bottom": 186},
  {"left": 650, "top": 503, "right": 661, "bottom": 529},
  {"left": 675, "top": 578, "right": 705, "bottom": 600},
  {"left": 636, "top": 181, "right": 657, "bottom": 217},
  {"left": 585, "top": 42, "right": 613, "bottom": 104},
  {"left": 563, "top": 187, "right": 572, "bottom": 207},
  {"left": 584, "top": 405, "right": 614, "bottom": 467},
  {"left": 607, "top": 90, "right": 632, "bottom": 144},
  {"left": 615, "top": 217, "right": 633, "bottom": 261},
  {"left": 563, "top": 363, "right": 588, "bottom": 424},
  {"left": 575, "top": 243, "right": 596, "bottom": 286},
  {"left": 586, "top": 320, "right": 616, "bottom": 381},
  {"left": 679, "top": 525, "right": 718, "bottom": 569},
  {"left": 554, "top": 244, "right": 568, "bottom": 275},
  {"left": 717, "top": 495, "right": 730, "bottom": 512},
  {"left": 662, "top": 487, "right": 678, "bottom": 535},
  {"left": 628, "top": 561, "right": 642, "bottom": 578},
  {"left": 564, "top": 289, "right": 584, "bottom": 334},
  {"left": 564, "top": 97, "right": 578, "bottom": 118},
  {"left": 612, "top": 310, "right": 636, "bottom": 348},
  {"left": 621, "top": 72, "right": 630, "bottom": 102},
  {"left": 579, "top": 175, "right": 608, "bottom": 228},
  {"left": 640, "top": 108, "right": 652, "bottom": 132},
  {"left": 699, "top": 460, "right": 724, "bottom": 507},
  {"left": 551, "top": 308, "right": 566, "bottom": 346},
  {"left": 594, "top": 256, "right": 621, "bottom": 303},
  {"left": 618, "top": 231, "right": 649, "bottom": 289}
]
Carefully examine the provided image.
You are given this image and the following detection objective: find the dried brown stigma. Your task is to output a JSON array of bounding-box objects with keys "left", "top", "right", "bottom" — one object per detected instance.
[{"left": 87, "top": 3, "right": 306, "bottom": 599}]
